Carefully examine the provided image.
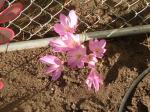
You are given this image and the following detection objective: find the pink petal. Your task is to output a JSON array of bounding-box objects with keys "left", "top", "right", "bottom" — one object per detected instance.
[
  {"left": 51, "top": 69, "right": 62, "bottom": 80},
  {"left": 0, "top": 81, "right": 4, "bottom": 90},
  {"left": 67, "top": 33, "right": 81, "bottom": 46},
  {"left": 89, "top": 39, "right": 95, "bottom": 52},
  {"left": 0, "top": 0, "right": 5, "bottom": 10},
  {"left": 68, "top": 10, "right": 78, "bottom": 28},
  {"left": 67, "top": 57, "right": 77, "bottom": 68},
  {"left": 93, "top": 71, "right": 103, "bottom": 91},
  {"left": 40, "top": 55, "right": 59, "bottom": 65},
  {"left": 77, "top": 61, "right": 84, "bottom": 68},
  {"left": 96, "top": 48, "right": 106, "bottom": 58},
  {"left": 93, "top": 75, "right": 100, "bottom": 91},
  {"left": 59, "top": 13, "right": 68, "bottom": 26},
  {"left": 88, "top": 61, "right": 96, "bottom": 68},
  {"left": 83, "top": 54, "right": 97, "bottom": 68},
  {"left": 49, "top": 38, "right": 68, "bottom": 52},
  {"left": 0, "top": 2, "right": 23, "bottom": 24},
  {"left": 50, "top": 38, "right": 67, "bottom": 47},
  {"left": 99, "top": 39, "right": 106, "bottom": 48},
  {"left": 46, "top": 65, "right": 59, "bottom": 74},
  {"left": 68, "top": 54, "right": 85, "bottom": 68},
  {"left": 54, "top": 23, "right": 66, "bottom": 35},
  {"left": 0, "top": 27, "right": 15, "bottom": 44},
  {"left": 85, "top": 78, "right": 92, "bottom": 90}
]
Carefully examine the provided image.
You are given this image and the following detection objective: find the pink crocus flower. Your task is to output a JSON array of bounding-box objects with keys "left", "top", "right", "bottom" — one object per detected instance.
[
  {"left": 0, "top": 80, "right": 4, "bottom": 90},
  {"left": 86, "top": 69, "right": 103, "bottom": 92},
  {"left": 67, "top": 45, "right": 86, "bottom": 68},
  {"left": 84, "top": 53, "right": 98, "bottom": 68},
  {"left": 40, "top": 55, "right": 64, "bottom": 80},
  {"left": 54, "top": 10, "right": 78, "bottom": 36},
  {"left": 49, "top": 33, "right": 81, "bottom": 52},
  {"left": 89, "top": 39, "right": 106, "bottom": 58}
]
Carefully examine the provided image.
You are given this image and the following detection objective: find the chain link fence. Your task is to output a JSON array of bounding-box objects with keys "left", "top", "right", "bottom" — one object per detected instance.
[{"left": 2, "top": 0, "right": 150, "bottom": 41}]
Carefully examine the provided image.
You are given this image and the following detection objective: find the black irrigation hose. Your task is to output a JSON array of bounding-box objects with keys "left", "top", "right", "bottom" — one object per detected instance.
[{"left": 119, "top": 67, "right": 150, "bottom": 112}]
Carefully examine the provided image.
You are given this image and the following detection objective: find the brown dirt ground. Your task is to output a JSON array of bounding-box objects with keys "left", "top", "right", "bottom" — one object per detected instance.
[
  {"left": 0, "top": 0, "right": 150, "bottom": 112},
  {"left": 0, "top": 35, "right": 150, "bottom": 112}
]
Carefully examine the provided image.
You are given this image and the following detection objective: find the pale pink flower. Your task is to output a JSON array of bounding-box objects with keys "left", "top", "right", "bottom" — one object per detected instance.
[
  {"left": 86, "top": 69, "right": 103, "bottom": 92},
  {"left": 67, "top": 45, "right": 86, "bottom": 68},
  {"left": 89, "top": 39, "right": 106, "bottom": 58},
  {"left": 40, "top": 55, "right": 64, "bottom": 80},
  {"left": 0, "top": 80, "right": 4, "bottom": 90},
  {"left": 84, "top": 53, "right": 98, "bottom": 68},
  {"left": 54, "top": 10, "right": 78, "bottom": 35},
  {"left": 49, "top": 33, "right": 81, "bottom": 52}
]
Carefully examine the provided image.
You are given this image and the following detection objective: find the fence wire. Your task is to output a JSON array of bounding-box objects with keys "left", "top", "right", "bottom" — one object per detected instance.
[{"left": 2, "top": 0, "right": 150, "bottom": 41}]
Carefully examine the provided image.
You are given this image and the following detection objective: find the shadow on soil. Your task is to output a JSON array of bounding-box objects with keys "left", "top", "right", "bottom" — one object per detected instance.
[{"left": 104, "top": 34, "right": 150, "bottom": 85}]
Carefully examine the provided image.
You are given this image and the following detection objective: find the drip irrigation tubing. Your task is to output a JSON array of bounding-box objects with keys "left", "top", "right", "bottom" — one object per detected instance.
[{"left": 118, "top": 67, "right": 150, "bottom": 112}]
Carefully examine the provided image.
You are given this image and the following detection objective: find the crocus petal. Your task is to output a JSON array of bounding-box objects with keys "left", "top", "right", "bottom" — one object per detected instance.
[
  {"left": 99, "top": 39, "right": 106, "bottom": 48},
  {"left": 88, "top": 61, "right": 96, "bottom": 68},
  {"left": 85, "top": 79, "right": 92, "bottom": 90},
  {"left": 68, "top": 57, "right": 84, "bottom": 68},
  {"left": 0, "top": 81, "right": 4, "bottom": 90},
  {"left": 89, "top": 39, "right": 94, "bottom": 51},
  {"left": 59, "top": 13, "right": 68, "bottom": 26},
  {"left": 65, "top": 33, "right": 81, "bottom": 49},
  {"left": 54, "top": 23, "right": 66, "bottom": 35},
  {"left": 51, "top": 69, "right": 62, "bottom": 81},
  {"left": 96, "top": 48, "right": 106, "bottom": 58},
  {"left": 69, "top": 33, "right": 80, "bottom": 45},
  {"left": 83, "top": 54, "right": 98, "bottom": 68},
  {"left": 0, "top": 27, "right": 15, "bottom": 44},
  {"left": 46, "top": 65, "right": 59, "bottom": 74},
  {"left": 78, "top": 61, "right": 85, "bottom": 68},
  {"left": 67, "top": 57, "right": 77, "bottom": 68},
  {"left": 40, "top": 55, "right": 59, "bottom": 65},
  {"left": 49, "top": 38, "right": 68, "bottom": 52},
  {"left": 68, "top": 10, "right": 78, "bottom": 28},
  {"left": 92, "top": 75, "right": 100, "bottom": 92}
]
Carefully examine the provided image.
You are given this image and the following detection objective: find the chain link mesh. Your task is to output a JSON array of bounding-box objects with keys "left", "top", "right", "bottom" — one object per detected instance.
[{"left": 3, "top": 0, "right": 150, "bottom": 41}]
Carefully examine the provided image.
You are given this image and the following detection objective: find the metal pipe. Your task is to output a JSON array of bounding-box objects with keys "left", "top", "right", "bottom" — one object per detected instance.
[{"left": 0, "top": 24, "right": 150, "bottom": 52}]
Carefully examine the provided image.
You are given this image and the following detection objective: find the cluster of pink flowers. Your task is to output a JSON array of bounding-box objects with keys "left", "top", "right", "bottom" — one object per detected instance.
[{"left": 40, "top": 10, "right": 106, "bottom": 92}]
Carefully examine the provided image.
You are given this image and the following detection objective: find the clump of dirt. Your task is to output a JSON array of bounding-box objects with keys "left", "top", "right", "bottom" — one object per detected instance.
[{"left": 0, "top": 35, "right": 149, "bottom": 112}]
